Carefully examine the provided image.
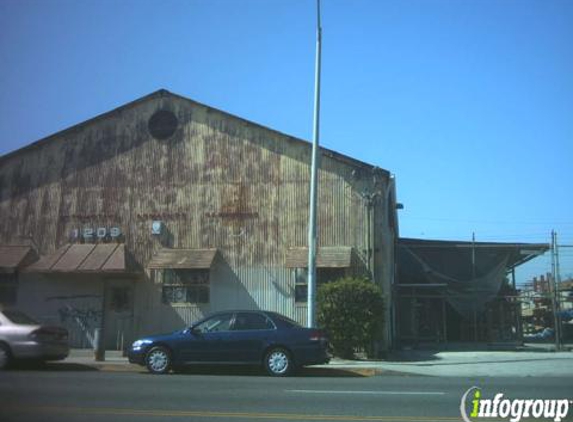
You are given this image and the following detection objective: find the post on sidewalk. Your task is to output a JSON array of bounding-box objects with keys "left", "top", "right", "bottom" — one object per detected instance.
[
  {"left": 94, "top": 279, "right": 109, "bottom": 361},
  {"left": 550, "top": 230, "right": 562, "bottom": 351}
]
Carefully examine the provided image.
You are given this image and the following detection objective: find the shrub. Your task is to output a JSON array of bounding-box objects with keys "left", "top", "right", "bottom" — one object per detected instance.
[{"left": 317, "top": 277, "right": 384, "bottom": 359}]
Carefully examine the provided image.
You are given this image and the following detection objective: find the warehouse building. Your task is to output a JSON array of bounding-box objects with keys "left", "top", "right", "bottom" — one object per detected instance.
[{"left": 0, "top": 90, "right": 399, "bottom": 352}]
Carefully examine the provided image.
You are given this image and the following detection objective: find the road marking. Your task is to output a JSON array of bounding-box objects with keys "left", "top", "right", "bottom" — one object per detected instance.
[
  {"left": 287, "top": 389, "right": 446, "bottom": 396},
  {"left": 3, "top": 405, "right": 468, "bottom": 421}
]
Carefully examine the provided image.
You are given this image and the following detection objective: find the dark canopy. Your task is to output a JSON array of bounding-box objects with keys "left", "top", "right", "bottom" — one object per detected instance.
[{"left": 397, "top": 238, "right": 549, "bottom": 318}]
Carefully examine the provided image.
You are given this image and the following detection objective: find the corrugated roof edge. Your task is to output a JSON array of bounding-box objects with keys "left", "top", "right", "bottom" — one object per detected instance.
[
  {"left": 399, "top": 237, "right": 550, "bottom": 249},
  {"left": 0, "top": 89, "right": 390, "bottom": 177},
  {"left": 398, "top": 237, "right": 550, "bottom": 270}
]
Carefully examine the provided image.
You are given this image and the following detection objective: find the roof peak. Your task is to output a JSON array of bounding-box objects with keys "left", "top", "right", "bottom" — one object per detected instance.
[{"left": 1, "top": 89, "right": 388, "bottom": 174}]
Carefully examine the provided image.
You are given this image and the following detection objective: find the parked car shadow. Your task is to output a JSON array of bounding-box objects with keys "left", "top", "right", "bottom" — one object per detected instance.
[
  {"left": 299, "top": 367, "right": 371, "bottom": 377},
  {"left": 8, "top": 361, "right": 98, "bottom": 372}
]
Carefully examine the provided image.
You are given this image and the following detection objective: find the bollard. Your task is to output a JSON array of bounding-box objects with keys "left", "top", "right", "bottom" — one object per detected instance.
[{"left": 94, "top": 328, "right": 105, "bottom": 361}]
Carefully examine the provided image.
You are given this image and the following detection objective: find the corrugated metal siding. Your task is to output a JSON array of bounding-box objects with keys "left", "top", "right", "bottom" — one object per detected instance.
[
  {"left": 295, "top": 305, "right": 308, "bottom": 327},
  {"left": 0, "top": 91, "right": 394, "bottom": 341}
]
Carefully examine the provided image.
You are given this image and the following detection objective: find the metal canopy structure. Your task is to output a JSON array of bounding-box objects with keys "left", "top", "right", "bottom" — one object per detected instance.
[
  {"left": 399, "top": 238, "right": 549, "bottom": 275},
  {"left": 395, "top": 238, "right": 550, "bottom": 348}
]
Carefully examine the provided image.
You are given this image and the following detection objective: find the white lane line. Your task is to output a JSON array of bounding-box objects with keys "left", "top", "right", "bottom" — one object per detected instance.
[{"left": 286, "top": 390, "right": 445, "bottom": 396}]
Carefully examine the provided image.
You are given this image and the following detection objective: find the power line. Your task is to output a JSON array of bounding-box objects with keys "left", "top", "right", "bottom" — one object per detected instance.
[{"left": 402, "top": 216, "right": 573, "bottom": 225}]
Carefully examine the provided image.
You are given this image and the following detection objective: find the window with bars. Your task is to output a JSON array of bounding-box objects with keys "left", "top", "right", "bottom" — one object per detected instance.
[
  {"left": 294, "top": 267, "right": 346, "bottom": 303},
  {"left": 161, "top": 269, "right": 210, "bottom": 304}
]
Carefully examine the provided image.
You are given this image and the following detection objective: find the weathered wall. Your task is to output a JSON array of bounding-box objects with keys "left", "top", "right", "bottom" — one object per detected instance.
[{"left": 0, "top": 91, "right": 396, "bottom": 347}]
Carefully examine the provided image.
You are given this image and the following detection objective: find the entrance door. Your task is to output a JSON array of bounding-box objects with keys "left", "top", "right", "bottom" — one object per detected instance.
[{"left": 104, "top": 280, "right": 135, "bottom": 350}]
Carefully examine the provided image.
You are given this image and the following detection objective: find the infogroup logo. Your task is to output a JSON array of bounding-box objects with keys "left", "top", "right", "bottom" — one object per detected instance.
[{"left": 460, "top": 387, "right": 571, "bottom": 422}]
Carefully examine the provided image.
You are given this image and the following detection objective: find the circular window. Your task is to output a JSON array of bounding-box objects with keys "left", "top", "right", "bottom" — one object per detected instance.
[{"left": 148, "top": 110, "right": 178, "bottom": 140}]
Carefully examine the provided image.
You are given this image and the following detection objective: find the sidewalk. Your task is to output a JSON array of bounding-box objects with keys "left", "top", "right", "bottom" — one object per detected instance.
[
  {"left": 62, "top": 345, "right": 573, "bottom": 377},
  {"left": 63, "top": 349, "right": 137, "bottom": 373},
  {"left": 326, "top": 349, "right": 573, "bottom": 377}
]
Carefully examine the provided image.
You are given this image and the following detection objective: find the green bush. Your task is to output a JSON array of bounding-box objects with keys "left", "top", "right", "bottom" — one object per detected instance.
[{"left": 317, "top": 277, "right": 384, "bottom": 359}]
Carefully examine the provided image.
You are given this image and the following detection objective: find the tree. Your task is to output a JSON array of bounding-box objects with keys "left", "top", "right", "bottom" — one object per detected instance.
[{"left": 317, "top": 277, "right": 384, "bottom": 359}]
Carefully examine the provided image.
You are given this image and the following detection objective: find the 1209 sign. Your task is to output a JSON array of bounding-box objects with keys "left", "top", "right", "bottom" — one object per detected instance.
[{"left": 70, "top": 226, "right": 122, "bottom": 242}]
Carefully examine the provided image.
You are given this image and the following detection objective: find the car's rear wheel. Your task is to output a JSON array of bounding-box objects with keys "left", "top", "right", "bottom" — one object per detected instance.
[
  {"left": 145, "top": 346, "right": 171, "bottom": 374},
  {"left": 0, "top": 343, "right": 11, "bottom": 370},
  {"left": 264, "top": 347, "right": 292, "bottom": 377}
]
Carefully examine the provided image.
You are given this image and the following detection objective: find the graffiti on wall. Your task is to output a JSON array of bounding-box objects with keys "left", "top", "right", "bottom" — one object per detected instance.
[
  {"left": 46, "top": 294, "right": 102, "bottom": 348},
  {"left": 57, "top": 306, "right": 102, "bottom": 325}
]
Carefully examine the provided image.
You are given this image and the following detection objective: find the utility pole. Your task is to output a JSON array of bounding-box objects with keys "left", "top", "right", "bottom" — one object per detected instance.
[
  {"left": 550, "top": 230, "right": 562, "bottom": 351},
  {"left": 307, "top": 0, "right": 322, "bottom": 328},
  {"left": 365, "top": 193, "right": 375, "bottom": 281},
  {"left": 471, "top": 232, "right": 476, "bottom": 280}
]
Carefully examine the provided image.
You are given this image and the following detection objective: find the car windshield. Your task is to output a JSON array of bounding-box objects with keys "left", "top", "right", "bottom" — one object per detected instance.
[{"left": 2, "top": 310, "right": 39, "bottom": 325}]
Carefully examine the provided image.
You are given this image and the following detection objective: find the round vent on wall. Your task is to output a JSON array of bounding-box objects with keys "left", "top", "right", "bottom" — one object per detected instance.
[{"left": 148, "top": 110, "right": 178, "bottom": 140}]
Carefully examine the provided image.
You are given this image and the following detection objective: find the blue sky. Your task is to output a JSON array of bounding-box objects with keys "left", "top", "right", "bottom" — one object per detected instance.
[{"left": 1, "top": 0, "right": 571, "bottom": 283}]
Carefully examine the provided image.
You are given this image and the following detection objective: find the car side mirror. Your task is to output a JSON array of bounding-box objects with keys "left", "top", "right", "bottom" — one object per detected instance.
[{"left": 189, "top": 326, "right": 202, "bottom": 336}]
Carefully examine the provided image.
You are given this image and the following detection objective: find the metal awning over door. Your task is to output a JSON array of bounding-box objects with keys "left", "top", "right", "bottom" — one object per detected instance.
[
  {"left": 148, "top": 248, "right": 218, "bottom": 269},
  {"left": 0, "top": 245, "right": 37, "bottom": 273},
  {"left": 285, "top": 246, "right": 354, "bottom": 268},
  {"left": 25, "top": 244, "right": 126, "bottom": 273}
]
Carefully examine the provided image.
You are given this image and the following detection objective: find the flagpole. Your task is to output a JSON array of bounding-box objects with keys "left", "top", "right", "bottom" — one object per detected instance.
[{"left": 307, "top": 0, "right": 322, "bottom": 328}]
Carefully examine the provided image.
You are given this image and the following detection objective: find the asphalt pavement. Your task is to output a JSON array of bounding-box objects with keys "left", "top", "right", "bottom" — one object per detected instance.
[{"left": 2, "top": 367, "right": 572, "bottom": 422}]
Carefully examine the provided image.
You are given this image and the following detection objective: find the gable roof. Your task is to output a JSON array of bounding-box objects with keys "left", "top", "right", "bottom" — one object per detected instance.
[{"left": 0, "top": 89, "right": 389, "bottom": 176}]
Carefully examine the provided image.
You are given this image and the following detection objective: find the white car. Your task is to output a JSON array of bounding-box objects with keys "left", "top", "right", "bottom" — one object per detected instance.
[{"left": 0, "top": 308, "right": 69, "bottom": 369}]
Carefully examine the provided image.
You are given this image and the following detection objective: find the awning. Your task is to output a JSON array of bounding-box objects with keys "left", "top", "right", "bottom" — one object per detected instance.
[
  {"left": 285, "top": 246, "right": 354, "bottom": 268},
  {"left": 396, "top": 238, "right": 550, "bottom": 318},
  {"left": 148, "top": 248, "right": 218, "bottom": 269},
  {"left": 25, "top": 243, "right": 126, "bottom": 273},
  {"left": 0, "top": 245, "right": 37, "bottom": 273},
  {"left": 398, "top": 238, "right": 550, "bottom": 276}
]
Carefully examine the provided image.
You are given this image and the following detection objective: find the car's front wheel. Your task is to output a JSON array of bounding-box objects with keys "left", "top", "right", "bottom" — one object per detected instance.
[
  {"left": 264, "top": 347, "right": 293, "bottom": 377},
  {"left": 145, "top": 346, "right": 172, "bottom": 374}
]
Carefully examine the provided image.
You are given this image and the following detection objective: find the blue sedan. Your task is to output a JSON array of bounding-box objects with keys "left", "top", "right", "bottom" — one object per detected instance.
[{"left": 128, "top": 310, "right": 330, "bottom": 376}]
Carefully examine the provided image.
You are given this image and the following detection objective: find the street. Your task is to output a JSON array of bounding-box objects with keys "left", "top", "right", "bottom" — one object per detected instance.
[{"left": 1, "top": 365, "right": 572, "bottom": 422}]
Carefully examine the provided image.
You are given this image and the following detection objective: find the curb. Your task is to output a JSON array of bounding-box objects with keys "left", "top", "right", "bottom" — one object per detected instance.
[
  {"left": 89, "top": 363, "right": 143, "bottom": 373},
  {"left": 59, "top": 360, "right": 388, "bottom": 377}
]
